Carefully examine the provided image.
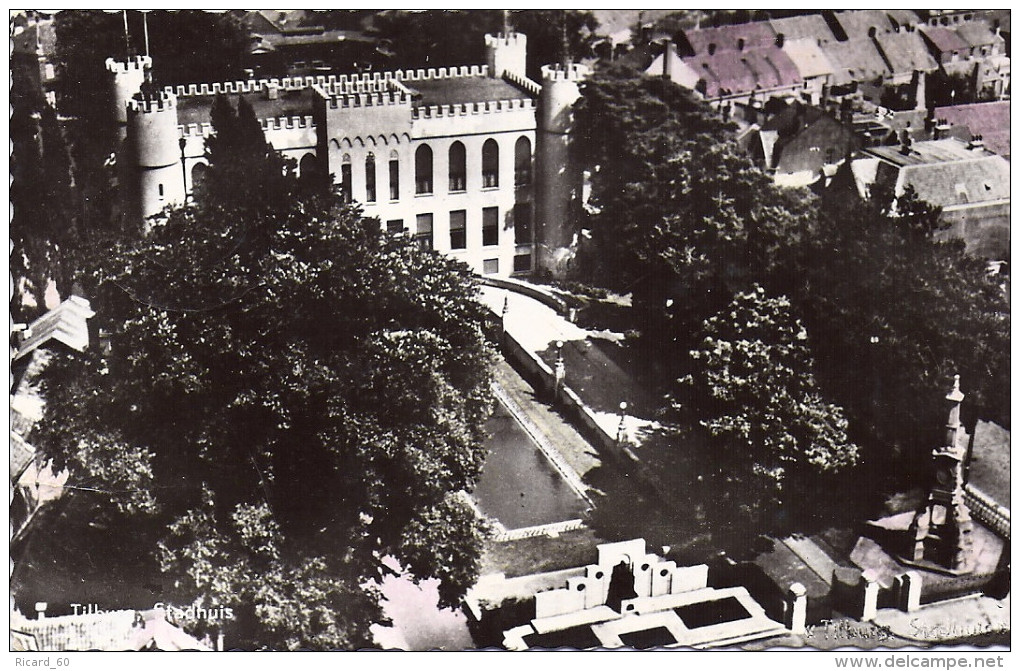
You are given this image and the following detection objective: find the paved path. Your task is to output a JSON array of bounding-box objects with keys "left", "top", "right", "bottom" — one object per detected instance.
[{"left": 478, "top": 285, "right": 657, "bottom": 446}]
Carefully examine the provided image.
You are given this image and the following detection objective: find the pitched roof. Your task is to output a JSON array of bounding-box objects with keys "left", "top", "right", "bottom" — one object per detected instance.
[
  {"left": 768, "top": 14, "right": 835, "bottom": 43},
  {"left": 934, "top": 101, "right": 1011, "bottom": 158},
  {"left": 867, "top": 139, "right": 1010, "bottom": 209},
  {"left": 684, "top": 46, "right": 802, "bottom": 98},
  {"left": 683, "top": 22, "right": 777, "bottom": 55},
  {"left": 873, "top": 31, "right": 938, "bottom": 75},
  {"left": 14, "top": 296, "right": 95, "bottom": 363},
  {"left": 820, "top": 38, "right": 891, "bottom": 85},
  {"left": 921, "top": 26, "right": 969, "bottom": 54},
  {"left": 955, "top": 22, "right": 1004, "bottom": 48},
  {"left": 783, "top": 38, "right": 834, "bottom": 79},
  {"left": 10, "top": 609, "right": 210, "bottom": 652},
  {"left": 831, "top": 10, "right": 890, "bottom": 38}
]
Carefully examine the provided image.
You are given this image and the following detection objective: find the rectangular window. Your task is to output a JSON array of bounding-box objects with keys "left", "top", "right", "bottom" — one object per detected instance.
[
  {"left": 513, "top": 254, "right": 532, "bottom": 273},
  {"left": 482, "top": 207, "right": 499, "bottom": 246},
  {"left": 386, "top": 219, "right": 404, "bottom": 235},
  {"left": 389, "top": 160, "right": 399, "bottom": 200},
  {"left": 449, "top": 210, "right": 467, "bottom": 250},
  {"left": 483, "top": 258, "right": 499, "bottom": 275},
  {"left": 365, "top": 162, "right": 377, "bottom": 203},
  {"left": 415, "top": 213, "right": 434, "bottom": 250},
  {"left": 158, "top": 184, "right": 164, "bottom": 198},
  {"left": 341, "top": 164, "right": 352, "bottom": 202},
  {"left": 513, "top": 203, "right": 532, "bottom": 245}
]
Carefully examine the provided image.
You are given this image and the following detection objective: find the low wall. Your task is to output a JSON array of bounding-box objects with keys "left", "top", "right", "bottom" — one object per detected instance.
[
  {"left": 494, "top": 323, "right": 665, "bottom": 500},
  {"left": 965, "top": 484, "right": 1010, "bottom": 540},
  {"left": 477, "top": 275, "right": 571, "bottom": 318}
]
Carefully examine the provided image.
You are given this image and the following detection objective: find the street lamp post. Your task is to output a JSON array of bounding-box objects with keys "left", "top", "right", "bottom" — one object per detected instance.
[
  {"left": 179, "top": 137, "right": 188, "bottom": 203},
  {"left": 616, "top": 401, "right": 628, "bottom": 446},
  {"left": 554, "top": 340, "right": 565, "bottom": 401}
]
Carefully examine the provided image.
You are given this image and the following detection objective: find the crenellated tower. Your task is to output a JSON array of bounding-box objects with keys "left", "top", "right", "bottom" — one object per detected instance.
[
  {"left": 536, "top": 63, "right": 587, "bottom": 277},
  {"left": 126, "top": 89, "right": 184, "bottom": 225},
  {"left": 106, "top": 55, "right": 152, "bottom": 127},
  {"left": 485, "top": 32, "right": 528, "bottom": 80}
]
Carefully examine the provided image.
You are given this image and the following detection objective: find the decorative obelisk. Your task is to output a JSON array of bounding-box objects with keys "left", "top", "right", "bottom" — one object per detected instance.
[{"left": 905, "top": 375, "right": 975, "bottom": 573}]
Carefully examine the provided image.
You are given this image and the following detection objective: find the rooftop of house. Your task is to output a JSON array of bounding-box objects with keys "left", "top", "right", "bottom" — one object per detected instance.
[
  {"left": 10, "top": 609, "right": 210, "bottom": 651},
  {"left": 934, "top": 101, "right": 1011, "bottom": 158},
  {"left": 832, "top": 10, "right": 921, "bottom": 39},
  {"left": 683, "top": 21, "right": 777, "bottom": 55},
  {"left": 176, "top": 86, "right": 318, "bottom": 125},
  {"left": 865, "top": 136, "right": 1001, "bottom": 166},
  {"left": 921, "top": 26, "right": 970, "bottom": 54},
  {"left": 820, "top": 38, "right": 891, "bottom": 85},
  {"left": 13, "top": 296, "right": 95, "bottom": 364},
  {"left": 954, "top": 21, "right": 1004, "bottom": 48},
  {"left": 782, "top": 38, "right": 834, "bottom": 79},
  {"left": 873, "top": 30, "right": 938, "bottom": 75},
  {"left": 684, "top": 46, "right": 802, "bottom": 98},
  {"left": 864, "top": 139, "right": 1011, "bottom": 210},
  {"left": 767, "top": 14, "right": 835, "bottom": 43}
]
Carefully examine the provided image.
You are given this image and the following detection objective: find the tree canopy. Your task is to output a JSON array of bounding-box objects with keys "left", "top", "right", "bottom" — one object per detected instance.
[
  {"left": 30, "top": 98, "right": 495, "bottom": 649},
  {"left": 676, "top": 286, "right": 858, "bottom": 528},
  {"left": 574, "top": 67, "right": 818, "bottom": 339}
]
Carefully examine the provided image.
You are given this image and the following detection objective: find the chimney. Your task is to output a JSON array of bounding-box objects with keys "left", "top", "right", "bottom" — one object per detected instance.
[
  {"left": 708, "top": 42, "right": 717, "bottom": 56},
  {"left": 776, "top": 32, "right": 785, "bottom": 48},
  {"left": 662, "top": 39, "right": 674, "bottom": 80},
  {"left": 899, "top": 132, "right": 912, "bottom": 155},
  {"left": 35, "top": 602, "right": 47, "bottom": 620},
  {"left": 933, "top": 119, "right": 951, "bottom": 140},
  {"left": 265, "top": 82, "right": 279, "bottom": 100},
  {"left": 967, "top": 135, "right": 985, "bottom": 151}
]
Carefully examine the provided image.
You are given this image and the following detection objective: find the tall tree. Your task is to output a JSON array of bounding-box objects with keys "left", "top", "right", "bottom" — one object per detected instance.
[
  {"left": 30, "top": 102, "right": 495, "bottom": 649},
  {"left": 794, "top": 185, "right": 1010, "bottom": 466},
  {"left": 675, "top": 286, "right": 858, "bottom": 532},
  {"left": 373, "top": 10, "right": 503, "bottom": 71},
  {"left": 574, "top": 67, "right": 817, "bottom": 342}
]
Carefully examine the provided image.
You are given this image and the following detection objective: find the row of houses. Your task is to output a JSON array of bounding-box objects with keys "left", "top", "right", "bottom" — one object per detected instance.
[{"left": 632, "top": 10, "right": 1009, "bottom": 112}]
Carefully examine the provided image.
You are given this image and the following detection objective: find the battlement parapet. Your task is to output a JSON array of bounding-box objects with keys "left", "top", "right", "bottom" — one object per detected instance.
[
  {"left": 180, "top": 122, "right": 215, "bottom": 138},
  {"left": 128, "top": 90, "right": 177, "bottom": 114},
  {"left": 324, "top": 91, "right": 412, "bottom": 110},
  {"left": 261, "top": 115, "right": 316, "bottom": 131},
  {"left": 541, "top": 63, "right": 588, "bottom": 83},
  {"left": 392, "top": 64, "right": 489, "bottom": 82},
  {"left": 412, "top": 97, "right": 536, "bottom": 120},
  {"left": 503, "top": 70, "right": 542, "bottom": 97},
  {"left": 106, "top": 55, "right": 152, "bottom": 74},
  {"left": 485, "top": 32, "right": 527, "bottom": 48}
]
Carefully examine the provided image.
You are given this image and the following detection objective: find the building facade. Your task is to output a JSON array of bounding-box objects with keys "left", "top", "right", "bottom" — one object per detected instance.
[{"left": 109, "top": 32, "right": 587, "bottom": 278}]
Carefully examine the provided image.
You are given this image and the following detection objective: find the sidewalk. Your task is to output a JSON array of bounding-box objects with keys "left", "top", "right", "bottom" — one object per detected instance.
[{"left": 478, "top": 285, "right": 658, "bottom": 447}]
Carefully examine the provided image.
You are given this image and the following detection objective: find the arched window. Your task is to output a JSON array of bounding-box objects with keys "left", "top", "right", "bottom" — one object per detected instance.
[
  {"left": 341, "top": 154, "right": 352, "bottom": 202},
  {"left": 388, "top": 150, "right": 399, "bottom": 200},
  {"left": 514, "top": 136, "right": 532, "bottom": 186},
  {"left": 448, "top": 141, "right": 466, "bottom": 192},
  {"left": 415, "top": 144, "right": 433, "bottom": 194},
  {"left": 299, "top": 154, "right": 317, "bottom": 182},
  {"left": 190, "top": 162, "right": 208, "bottom": 200},
  {"left": 365, "top": 153, "right": 377, "bottom": 202},
  {"left": 482, "top": 139, "right": 499, "bottom": 188}
]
